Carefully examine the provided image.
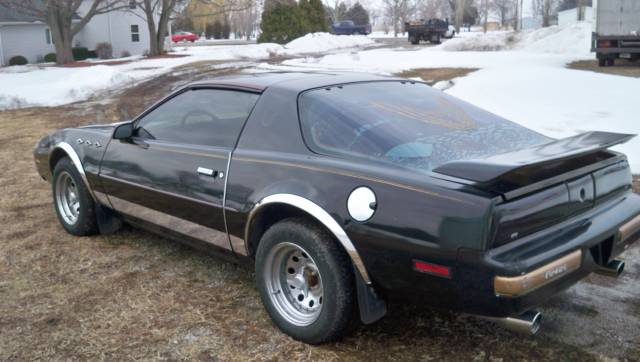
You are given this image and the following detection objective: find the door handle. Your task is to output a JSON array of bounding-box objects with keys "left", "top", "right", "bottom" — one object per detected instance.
[{"left": 197, "top": 167, "right": 224, "bottom": 178}]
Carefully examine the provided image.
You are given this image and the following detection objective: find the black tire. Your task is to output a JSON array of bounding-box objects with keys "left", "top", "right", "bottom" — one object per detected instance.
[
  {"left": 255, "top": 218, "right": 355, "bottom": 344},
  {"left": 607, "top": 58, "right": 615, "bottom": 66},
  {"left": 52, "top": 157, "right": 98, "bottom": 236},
  {"left": 410, "top": 36, "right": 419, "bottom": 45},
  {"left": 431, "top": 34, "right": 441, "bottom": 44},
  {"left": 598, "top": 57, "right": 606, "bottom": 67}
]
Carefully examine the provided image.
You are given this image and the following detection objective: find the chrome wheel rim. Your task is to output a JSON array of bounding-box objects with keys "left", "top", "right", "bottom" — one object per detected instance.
[
  {"left": 55, "top": 171, "right": 80, "bottom": 225},
  {"left": 264, "top": 242, "right": 324, "bottom": 326}
]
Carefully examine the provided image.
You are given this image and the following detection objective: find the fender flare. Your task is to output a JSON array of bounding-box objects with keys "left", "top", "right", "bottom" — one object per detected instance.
[
  {"left": 245, "top": 193, "right": 372, "bottom": 285},
  {"left": 52, "top": 142, "right": 97, "bottom": 201}
]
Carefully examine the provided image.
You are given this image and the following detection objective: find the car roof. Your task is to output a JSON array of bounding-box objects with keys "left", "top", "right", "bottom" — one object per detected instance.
[{"left": 186, "top": 72, "right": 405, "bottom": 93}]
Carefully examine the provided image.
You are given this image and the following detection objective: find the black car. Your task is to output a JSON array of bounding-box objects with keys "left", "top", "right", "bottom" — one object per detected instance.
[
  {"left": 330, "top": 20, "right": 372, "bottom": 35},
  {"left": 34, "top": 72, "right": 640, "bottom": 344}
]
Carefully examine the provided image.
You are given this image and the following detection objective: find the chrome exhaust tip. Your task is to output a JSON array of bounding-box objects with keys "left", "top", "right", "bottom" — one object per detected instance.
[
  {"left": 476, "top": 310, "right": 542, "bottom": 335},
  {"left": 596, "top": 259, "right": 625, "bottom": 277}
]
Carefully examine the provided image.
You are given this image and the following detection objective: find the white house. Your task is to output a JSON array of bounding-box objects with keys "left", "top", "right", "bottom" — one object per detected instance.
[{"left": 0, "top": 1, "right": 153, "bottom": 66}]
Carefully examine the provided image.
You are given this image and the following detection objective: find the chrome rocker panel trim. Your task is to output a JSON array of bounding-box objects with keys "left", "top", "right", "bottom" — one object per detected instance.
[
  {"left": 245, "top": 193, "right": 372, "bottom": 284},
  {"left": 109, "top": 195, "right": 231, "bottom": 249}
]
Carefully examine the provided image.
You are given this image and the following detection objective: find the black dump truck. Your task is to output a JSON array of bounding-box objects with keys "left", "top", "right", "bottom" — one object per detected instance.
[
  {"left": 405, "top": 18, "right": 449, "bottom": 45},
  {"left": 591, "top": 0, "right": 640, "bottom": 66}
]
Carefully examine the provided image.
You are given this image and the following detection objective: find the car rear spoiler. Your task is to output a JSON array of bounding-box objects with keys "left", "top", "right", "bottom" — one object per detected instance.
[{"left": 433, "top": 131, "right": 635, "bottom": 197}]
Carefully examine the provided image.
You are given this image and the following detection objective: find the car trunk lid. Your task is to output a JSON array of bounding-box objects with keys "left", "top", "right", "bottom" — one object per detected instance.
[
  {"left": 432, "top": 131, "right": 635, "bottom": 247},
  {"left": 432, "top": 131, "right": 634, "bottom": 199}
]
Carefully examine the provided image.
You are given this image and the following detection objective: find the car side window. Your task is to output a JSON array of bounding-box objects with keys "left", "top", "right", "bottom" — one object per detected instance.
[{"left": 135, "top": 89, "right": 259, "bottom": 148}]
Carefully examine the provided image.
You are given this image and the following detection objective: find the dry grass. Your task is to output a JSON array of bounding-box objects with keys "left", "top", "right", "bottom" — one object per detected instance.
[
  {"left": 395, "top": 68, "right": 478, "bottom": 85},
  {"left": 567, "top": 60, "right": 640, "bottom": 78},
  {"left": 0, "top": 65, "right": 638, "bottom": 360}
]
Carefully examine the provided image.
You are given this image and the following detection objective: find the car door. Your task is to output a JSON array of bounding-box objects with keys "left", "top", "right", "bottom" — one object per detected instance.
[{"left": 98, "top": 87, "right": 260, "bottom": 251}]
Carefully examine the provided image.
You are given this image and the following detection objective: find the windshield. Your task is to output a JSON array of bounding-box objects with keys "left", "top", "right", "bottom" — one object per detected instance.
[{"left": 298, "top": 81, "right": 549, "bottom": 173}]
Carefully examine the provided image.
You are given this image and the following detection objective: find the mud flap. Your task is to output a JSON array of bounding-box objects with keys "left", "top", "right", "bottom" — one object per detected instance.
[
  {"left": 354, "top": 266, "right": 387, "bottom": 324},
  {"left": 95, "top": 203, "right": 122, "bottom": 235}
]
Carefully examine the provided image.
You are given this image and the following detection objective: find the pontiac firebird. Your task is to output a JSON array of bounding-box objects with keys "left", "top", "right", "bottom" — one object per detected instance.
[{"left": 34, "top": 72, "right": 640, "bottom": 344}]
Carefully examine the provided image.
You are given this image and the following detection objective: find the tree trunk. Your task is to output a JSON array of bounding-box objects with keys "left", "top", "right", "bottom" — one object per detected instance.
[
  {"left": 146, "top": 12, "right": 160, "bottom": 56},
  {"left": 455, "top": 0, "right": 464, "bottom": 33},
  {"left": 149, "top": 25, "right": 160, "bottom": 56},
  {"left": 156, "top": 17, "right": 169, "bottom": 55},
  {"left": 47, "top": 11, "right": 75, "bottom": 64},
  {"left": 483, "top": 0, "right": 488, "bottom": 33},
  {"left": 542, "top": 0, "right": 550, "bottom": 27},
  {"left": 513, "top": 1, "right": 519, "bottom": 30},
  {"left": 577, "top": 0, "right": 583, "bottom": 21}
]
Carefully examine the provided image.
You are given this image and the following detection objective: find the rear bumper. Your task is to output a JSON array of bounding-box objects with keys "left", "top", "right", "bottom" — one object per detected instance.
[
  {"left": 593, "top": 48, "right": 640, "bottom": 54},
  {"left": 591, "top": 33, "right": 640, "bottom": 54},
  {"left": 455, "top": 192, "right": 640, "bottom": 317}
]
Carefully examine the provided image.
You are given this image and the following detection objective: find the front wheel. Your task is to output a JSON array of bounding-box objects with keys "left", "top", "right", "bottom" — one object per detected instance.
[
  {"left": 52, "top": 157, "right": 98, "bottom": 236},
  {"left": 255, "top": 218, "right": 355, "bottom": 344}
]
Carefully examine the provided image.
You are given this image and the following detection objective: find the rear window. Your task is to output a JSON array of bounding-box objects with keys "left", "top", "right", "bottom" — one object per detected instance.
[{"left": 298, "top": 81, "right": 549, "bottom": 173}]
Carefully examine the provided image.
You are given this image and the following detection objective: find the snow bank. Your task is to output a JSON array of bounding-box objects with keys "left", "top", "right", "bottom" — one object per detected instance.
[
  {"left": 0, "top": 34, "right": 375, "bottom": 110},
  {"left": 517, "top": 22, "right": 592, "bottom": 55},
  {"left": 437, "top": 23, "right": 592, "bottom": 54},
  {"left": 282, "top": 32, "right": 375, "bottom": 54},
  {"left": 0, "top": 65, "right": 134, "bottom": 109},
  {"left": 437, "top": 31, "right": 515, "bottom": 51}
]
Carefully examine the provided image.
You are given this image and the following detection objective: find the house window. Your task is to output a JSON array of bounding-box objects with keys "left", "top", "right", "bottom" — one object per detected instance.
[
  {"left": 45, "top": 29, "right": 54, "bottom": 45},
  {"left": 131, "top": 25, "right": 140, "bottom": 42},
  {"left": 129, "top": 0, "right": 136, "bottom": 9}
]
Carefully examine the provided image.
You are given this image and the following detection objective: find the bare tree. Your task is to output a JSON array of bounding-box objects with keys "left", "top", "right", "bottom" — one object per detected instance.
[
  {"left": 136, "top": 0, "right": 253, "bottom": 56},
  {"left": 482, "top": 0, "right": 488, "bottom": 33},
  {"left": 531, "top": 0, "right": 556, "bottom": 27},
  {"left": 447, "top": 0, "right": 466, "bottom": 32},
  {"left": 0, "top": 0, "right": 127, "bottom": 64},
  {"left": 418, "top": 0, "right": 449, "bottom": 20},
  {"left": 134, "top": 0, "right": 183, "bottom": 56},
  {"left": 230, "top": 0, "right": 260, "bottom": 39},
  {"left": 382, "top": 0, "right": 414, "bottom": 36},
  {"left": 514, "top": 0, "right": 522, "bottom": 30},
  {"left": 492, "top": 0, "right": 513, "bottom": 28}
]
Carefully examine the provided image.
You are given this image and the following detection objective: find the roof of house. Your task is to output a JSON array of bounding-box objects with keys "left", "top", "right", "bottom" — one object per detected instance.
[
  {"left": 0, "top": 2, "right": 79, "bottom": 24},
  {"left": 0, "top": 3, "right": 44, "bottom": 23}
]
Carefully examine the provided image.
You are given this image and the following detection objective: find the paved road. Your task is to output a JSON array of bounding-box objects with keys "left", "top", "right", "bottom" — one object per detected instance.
[{"left": 171, "top": 36, "right": 438, "bottom": 50}]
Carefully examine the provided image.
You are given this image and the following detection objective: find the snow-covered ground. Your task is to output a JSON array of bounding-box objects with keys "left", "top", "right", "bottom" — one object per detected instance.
[{"left": 0, "top": 33, "right": 376, "bottom": 110}]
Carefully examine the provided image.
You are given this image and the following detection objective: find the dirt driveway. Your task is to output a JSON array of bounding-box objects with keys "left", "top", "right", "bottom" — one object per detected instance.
[{"left": 1, "top": 64, "right": 639, "bottom": 361}]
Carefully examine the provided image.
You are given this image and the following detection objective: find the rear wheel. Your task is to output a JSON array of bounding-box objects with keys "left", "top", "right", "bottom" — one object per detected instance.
[
  {"left": 52, "top": 158, "right": 97, "bottom": 236},
  {"left": 410, "top": 35, "right": 419, "bottom": 45},
  {"left": 255, "top": 218, "right": 355, "bottom": 344}
]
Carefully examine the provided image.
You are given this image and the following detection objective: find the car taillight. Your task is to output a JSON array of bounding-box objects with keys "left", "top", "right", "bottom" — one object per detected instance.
[
  {"left": 413, "top": 260, "right": 452, "bottom": 278},
  {"left": 598, "top": 40, "right": 612, "bottom": 48}
]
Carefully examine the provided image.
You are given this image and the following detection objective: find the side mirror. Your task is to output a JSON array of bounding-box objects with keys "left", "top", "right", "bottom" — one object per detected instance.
[{"left": 113, "top": 122, "right": 134, "bottom": 140}]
